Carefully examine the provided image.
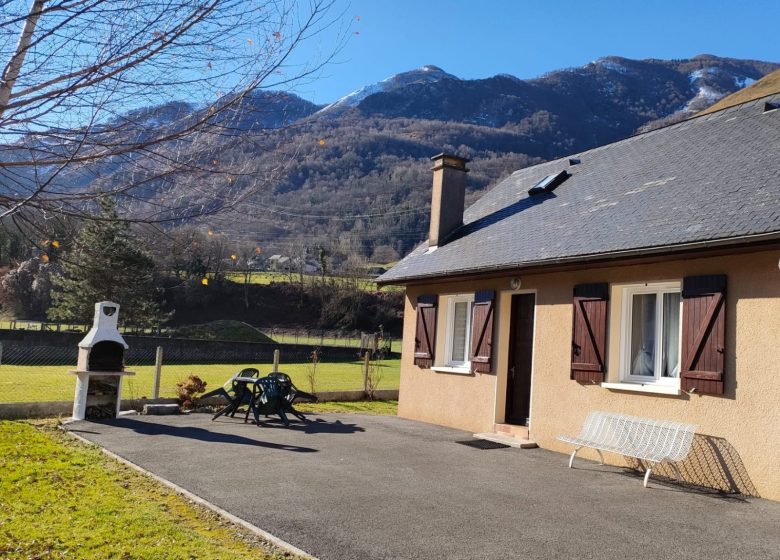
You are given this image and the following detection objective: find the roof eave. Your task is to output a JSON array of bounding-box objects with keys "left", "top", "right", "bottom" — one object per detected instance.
[{"left": 376, "top": 230, "right": 780, "bottom": 287}]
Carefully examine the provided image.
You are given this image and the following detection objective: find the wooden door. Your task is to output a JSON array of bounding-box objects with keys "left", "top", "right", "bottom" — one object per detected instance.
[{"left": 506, "top": 293, "right": 535, "bottom": 425}]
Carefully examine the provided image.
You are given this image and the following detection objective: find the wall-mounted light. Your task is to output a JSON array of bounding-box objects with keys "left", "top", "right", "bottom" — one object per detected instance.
[{"left": 510, "top": 277, "right": 521, "bottom": 290}]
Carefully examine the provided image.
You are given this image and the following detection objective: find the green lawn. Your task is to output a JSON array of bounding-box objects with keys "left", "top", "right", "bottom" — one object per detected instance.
[
  {"left": 0, "top": 359, "right": 400, "bottom": 403},
  {"left": 222, "top": 271, "right": 382, "bottom": 291},
  {"left": 268, "top": 331, "right": 402, "bottom": 353},
  {"left": 0, "top": 421, "right": 292, "bottom": 559},
  {"left": 295, "top": 399, "right": 397, "bottom": 415}
]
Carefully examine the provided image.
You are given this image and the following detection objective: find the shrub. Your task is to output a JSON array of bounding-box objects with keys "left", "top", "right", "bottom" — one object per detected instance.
[{"left": 175, "top": 374, "right": 208, "bottom": 409}]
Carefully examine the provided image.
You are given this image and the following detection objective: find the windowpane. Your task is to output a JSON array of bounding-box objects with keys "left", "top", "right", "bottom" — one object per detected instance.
[
  {"left": 451, "top": 301, "right": 469, "bottom": 362},
  {"left": 630, "top": 293, "right": 656, "bottom": 376},
  {"left": 662, "top": 292, "right": 681, "bottom": 377}
]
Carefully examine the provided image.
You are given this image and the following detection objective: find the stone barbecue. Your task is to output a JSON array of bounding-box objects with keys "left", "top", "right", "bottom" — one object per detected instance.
[{"left": 69, "top": 301, "right": 134, "bottom": 420}]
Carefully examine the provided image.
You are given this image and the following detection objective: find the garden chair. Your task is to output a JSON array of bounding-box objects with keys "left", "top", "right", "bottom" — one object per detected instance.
[
  {"left": 270, "top": 372, "right": 318, "bottom": 422},
  {"left": 204, "top": 367, "right": 260, "bottom": 420},
  {"left": 249, "top": 375, "right": 290, "bottom": 426}
]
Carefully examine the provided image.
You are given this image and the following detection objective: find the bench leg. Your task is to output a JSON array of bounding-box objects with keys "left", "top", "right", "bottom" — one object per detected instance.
[
  {"left": 643, "top": 467, "right": 653, "bottom": 488},
  {"left": 568, "top": 447, "right": 604, "bottom": 468},
  {"left": 568, "top": 447, "right": 581, "bottom": 468}
]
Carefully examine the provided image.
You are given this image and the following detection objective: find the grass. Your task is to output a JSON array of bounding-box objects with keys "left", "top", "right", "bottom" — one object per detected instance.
[
  {"left": 170, "top": 320, "right": 274, "bottom": 343},
  {"left": 0, "top": 359, "right": 400, "bottom": 403},
  {"left": 267, "top": 331, "right": 402, "bottom": 353},
  {"left": 0, "top": 420, "right": 293, "bottom": 559},
  {"left": 222, "top": 271, "right": 382, "bottom": 291},
  {"left": 295, "top": 399, "right": 398, "bottom": 415}
]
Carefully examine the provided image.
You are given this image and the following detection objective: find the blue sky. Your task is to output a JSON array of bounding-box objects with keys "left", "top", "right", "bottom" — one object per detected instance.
[{"left": 288, "top": 0, "right": 780, "bottom": 104}]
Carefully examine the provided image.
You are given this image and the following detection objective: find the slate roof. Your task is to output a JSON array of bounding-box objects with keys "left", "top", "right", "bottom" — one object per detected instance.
[{"left": 378, "top": 95, "right": 780, "bottom": 285}]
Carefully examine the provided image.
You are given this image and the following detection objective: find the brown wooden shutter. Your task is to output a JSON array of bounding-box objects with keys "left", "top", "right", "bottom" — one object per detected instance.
[
  {"left": 470, "top": 290, "right": 496, "bottom": 373},
  {"left": 681, "top": 275, "right": 726, "bottom": 395},
  {"left": 414, "top": 295, "right": 437, "bottom": 368},
  {"left": 571, "top": 283, "right": 608, "bottom": 382}
]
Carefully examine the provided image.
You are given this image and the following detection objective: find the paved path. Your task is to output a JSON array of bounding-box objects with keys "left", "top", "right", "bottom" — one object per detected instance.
[{"left": 67, "top": 414, "right": 780, "bottom": 560}]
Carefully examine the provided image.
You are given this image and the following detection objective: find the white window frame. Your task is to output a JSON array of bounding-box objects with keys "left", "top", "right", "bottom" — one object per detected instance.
[
  {"left": 619, "top": 281, "right": 682, "bottom": 387},
  {"left": 443, "top": 294, "right": 474, "bottom": 368}
]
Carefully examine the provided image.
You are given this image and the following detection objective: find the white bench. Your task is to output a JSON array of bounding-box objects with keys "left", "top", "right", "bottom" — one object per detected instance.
[{"left": 557, "top": 411, "right": 697, "bottom": 488}]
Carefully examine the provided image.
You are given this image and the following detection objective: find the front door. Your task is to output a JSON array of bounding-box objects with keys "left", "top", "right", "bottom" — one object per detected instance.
[{"left": 506, "top": 293, "right": 535, "bottom": 425}]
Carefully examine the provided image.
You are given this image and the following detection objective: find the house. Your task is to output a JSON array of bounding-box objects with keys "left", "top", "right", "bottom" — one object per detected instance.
[
  {"left": 267, "top": 254, "right": 291, "bottom": 271},
  {"left": 378, "top": 95, "right": 780, "bottom": 500}
]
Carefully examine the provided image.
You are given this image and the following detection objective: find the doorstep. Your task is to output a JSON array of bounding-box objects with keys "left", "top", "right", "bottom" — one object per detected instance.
[
  {"left": 473, "top": 432, "right": 538, "bottom": 449},
  {"left": 494, "top": 423, "right": 530, "bottom": 440}
]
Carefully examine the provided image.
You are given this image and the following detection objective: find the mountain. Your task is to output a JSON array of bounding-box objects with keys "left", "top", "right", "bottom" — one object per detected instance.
[
  {"left": 316, "top": 65, "right": 459, "bottom": 115},
  {"left": 194, "top": 55, "right": 779, "bottom": 257},
  {"left": 214, "top": 90, "right": 322, "bottom": 130},
  {"left": 8, "top": 55, "right": 780, "bottom": 261},
  {"left": 698, "top": 67, "right": 780, "bottom": 115}
]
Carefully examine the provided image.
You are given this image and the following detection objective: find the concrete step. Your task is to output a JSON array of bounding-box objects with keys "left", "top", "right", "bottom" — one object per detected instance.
[
  {"left": 473, "top": 432, "right": 538, "bottom": 449},
  {"left": 494, "top": 423, "right": 530, "bottom": 440}
]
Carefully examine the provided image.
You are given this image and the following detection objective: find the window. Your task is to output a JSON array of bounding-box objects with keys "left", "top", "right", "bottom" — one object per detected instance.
[
  {"left": 445, "top": 295, "right": 474, "bottom": 367},
  {"left": 620, "top": 282, "right": 682, "bottom": 385}
]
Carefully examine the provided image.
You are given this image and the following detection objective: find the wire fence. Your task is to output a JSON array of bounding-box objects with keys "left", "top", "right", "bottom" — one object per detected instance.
[
  {"left": 0, "top": 339, "right": 400, "bottom": 405},
  {"left": 0, "top": 321, "right": 401, "bottom": 353}
]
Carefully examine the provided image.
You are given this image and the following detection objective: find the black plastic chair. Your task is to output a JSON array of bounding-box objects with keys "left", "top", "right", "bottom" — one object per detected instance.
[
  {"left": 204, "top": 368, "right": 260, "bottom": 420},
  {"left": 270, "top": 372, "right": 318, "bottom": 422},
  {"left": 250, "top": 375, "right": 289, "bottom": 426}
]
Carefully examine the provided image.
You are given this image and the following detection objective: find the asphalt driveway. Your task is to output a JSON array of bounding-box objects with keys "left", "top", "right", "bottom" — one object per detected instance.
[{"left": 66, "top": 413, "right": 780, "bottom": 560}]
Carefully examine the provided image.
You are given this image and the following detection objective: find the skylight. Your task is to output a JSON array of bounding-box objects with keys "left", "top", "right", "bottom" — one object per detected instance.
[
  {"left": 764, "top": 101, "right": 780, "bottom": 113},
  {"left": 528, "top": 170, "right": 570, "bottom": 195}
]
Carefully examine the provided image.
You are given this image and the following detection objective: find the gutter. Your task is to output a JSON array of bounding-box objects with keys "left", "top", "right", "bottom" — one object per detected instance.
[{"left": 376, "top": 230, "right": 780, "bottom": 287}]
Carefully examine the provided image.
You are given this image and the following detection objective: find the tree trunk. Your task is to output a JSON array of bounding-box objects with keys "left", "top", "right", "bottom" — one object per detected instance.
[{"left": 0, "top": 0, "right": 47, "bottom": 119}]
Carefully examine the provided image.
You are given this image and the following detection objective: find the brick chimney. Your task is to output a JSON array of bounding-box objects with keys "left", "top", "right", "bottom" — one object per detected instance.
[{"left": 428, "top": 153, "right": 469, "bottom": 247}]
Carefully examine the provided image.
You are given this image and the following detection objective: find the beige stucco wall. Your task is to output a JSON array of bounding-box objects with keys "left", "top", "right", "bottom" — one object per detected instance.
[
  {"left": 397, "top": 249, "right": 780, "bottom": 500},
  {"left": 399, "top": 279, "right": 501, "bottom": 433}
]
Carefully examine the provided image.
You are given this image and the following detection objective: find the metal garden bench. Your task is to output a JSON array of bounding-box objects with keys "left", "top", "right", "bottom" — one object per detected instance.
[{"left": 557, "top": 411, "right": 697, "bottom": 488}]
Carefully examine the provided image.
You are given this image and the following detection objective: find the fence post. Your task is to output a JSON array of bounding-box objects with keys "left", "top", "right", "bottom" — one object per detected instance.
[
  {"left": 153, "top": 346, "right": 163, "bottom": 399},
  {"left": 363, "top": 351, "right": 370, "bottom": 393},
  {"left": 272, "top": 349, "right": 280, "bottom": 373}
]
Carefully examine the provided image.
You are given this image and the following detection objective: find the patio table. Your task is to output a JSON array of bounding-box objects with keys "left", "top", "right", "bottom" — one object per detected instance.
[
  {"left": 212, "top": 372, "right": 316, "bottom": 427},
  {"left": 210, "top": 376, "right": 260, "bottom": 422},
  {"left": 231, "top": 376, "right": 263, "bottom": 424}
]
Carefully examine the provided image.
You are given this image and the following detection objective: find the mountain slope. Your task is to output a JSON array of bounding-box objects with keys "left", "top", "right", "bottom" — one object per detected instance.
[
  {"left": 317, "top": 65, "right": 458, "bottom": 115},
  {"left": 192, "top": 55, "right": 780, "bottom": 258},
  {"left": 698, "top": 67, "right": 780, "bottom": 115}
]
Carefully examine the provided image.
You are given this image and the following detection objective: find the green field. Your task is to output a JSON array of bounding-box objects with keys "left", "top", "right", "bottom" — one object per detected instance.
[
  {"left": 268, "top": 331, "right": 403, "bottom": 353},
  {"left": 222, "top": 271, "right": 384, "bottom": 291},
  {"left": 0, "top": 359, "right": 400, "bottom": 403}
]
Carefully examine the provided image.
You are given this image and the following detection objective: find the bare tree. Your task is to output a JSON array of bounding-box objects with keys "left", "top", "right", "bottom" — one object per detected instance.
[{"left": 0, "top": 0, "right": 344, "bottom": 228}]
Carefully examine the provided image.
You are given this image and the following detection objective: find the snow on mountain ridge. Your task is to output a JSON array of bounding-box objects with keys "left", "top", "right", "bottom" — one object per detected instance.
[
  {"left": 735, "top": 76, "right": 756, "bottom": 88},
  {"left": 316, "top": 65, "right": 457, "bottom": 114},
  {"left": 594, "top": 58, "right": 632, "bottom": 75}
]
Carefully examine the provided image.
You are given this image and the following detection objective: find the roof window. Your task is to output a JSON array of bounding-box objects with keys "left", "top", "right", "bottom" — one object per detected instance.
[
  {"left": 528, "top": 170, "right": 570, "bottom": 195},
  {"left": 764, "top": 101, "right": 780, "bottom": 113}
]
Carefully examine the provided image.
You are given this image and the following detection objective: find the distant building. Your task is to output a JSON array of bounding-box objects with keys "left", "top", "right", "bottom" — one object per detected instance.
[{"left": 268, "top": 254, "right": 291, "bottom": 271}]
